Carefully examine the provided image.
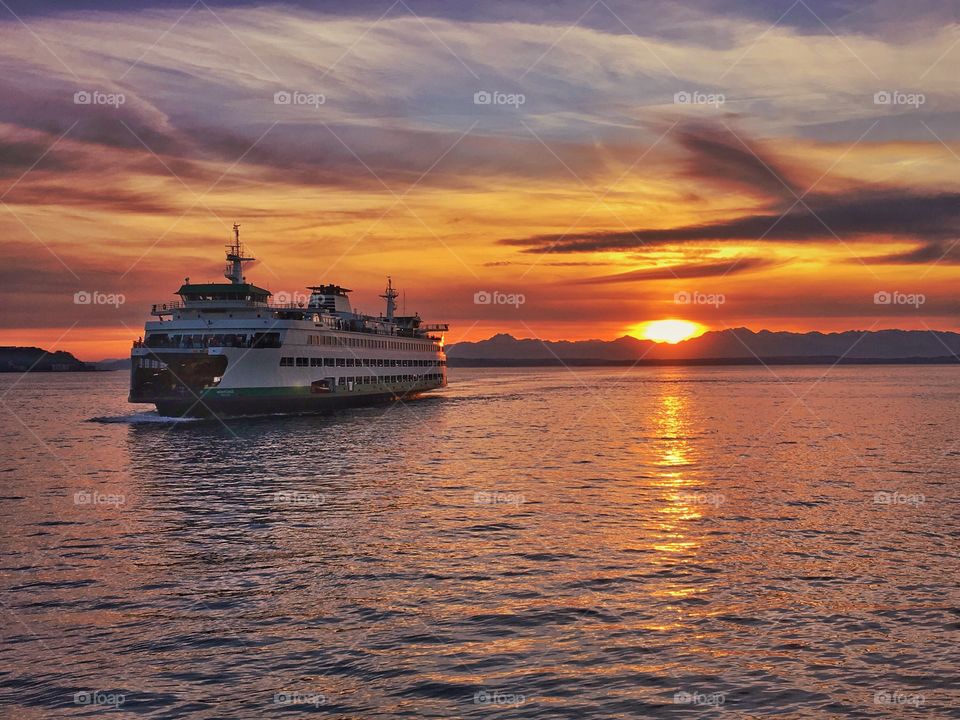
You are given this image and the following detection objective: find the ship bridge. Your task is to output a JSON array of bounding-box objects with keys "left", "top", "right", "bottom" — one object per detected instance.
[{"left": 177, "top": 282, "right": 272, "bottom": 303}]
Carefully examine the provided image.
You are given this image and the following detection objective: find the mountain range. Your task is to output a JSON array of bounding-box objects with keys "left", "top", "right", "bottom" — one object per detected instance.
[
  {"left": 446, "top": 329, "right": 960, "bottom": 365},
  {"left": 8, "top": 328, "right": 960, "bottom": 370}
]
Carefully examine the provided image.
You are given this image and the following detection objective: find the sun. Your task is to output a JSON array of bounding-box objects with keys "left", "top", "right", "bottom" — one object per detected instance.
[{"left": 630, "top": 319, "right": 706, "bottom": 344}]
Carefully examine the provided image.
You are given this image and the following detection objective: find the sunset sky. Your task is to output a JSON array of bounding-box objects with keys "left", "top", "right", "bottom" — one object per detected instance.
[{"left": 1, "top": 0, "right": 959, "bottom": 358}]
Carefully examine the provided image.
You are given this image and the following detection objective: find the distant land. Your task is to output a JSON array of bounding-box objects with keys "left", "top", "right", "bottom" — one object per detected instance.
[
  {"left": 7, "top": 328, "right": 960, "bottom": 373},
  {"left": 446, "top": 329, "right": 960, "bottom": 366},
  {"left": 0, "top": 347, "right": 94, "bottom": 372}
]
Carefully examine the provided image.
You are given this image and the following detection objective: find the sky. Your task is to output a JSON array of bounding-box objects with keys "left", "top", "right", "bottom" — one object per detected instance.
[{"left": 1, "top": 0, "right": 959, "bottom": 358}]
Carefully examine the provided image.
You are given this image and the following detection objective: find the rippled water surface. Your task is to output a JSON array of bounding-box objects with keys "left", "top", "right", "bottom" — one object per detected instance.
[{"left": 1, "top": 367, "right": 958, "bottom": 718}]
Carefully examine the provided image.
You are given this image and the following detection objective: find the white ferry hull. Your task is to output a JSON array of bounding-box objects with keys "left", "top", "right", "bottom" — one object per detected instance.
[{"left": 130, "top": 333, "right": 447, "bottom": 418}]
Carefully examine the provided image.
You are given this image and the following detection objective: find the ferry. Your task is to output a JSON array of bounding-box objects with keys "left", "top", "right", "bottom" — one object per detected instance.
[{"left": 129, "top": 225, "right": 448, "bottom": 417}]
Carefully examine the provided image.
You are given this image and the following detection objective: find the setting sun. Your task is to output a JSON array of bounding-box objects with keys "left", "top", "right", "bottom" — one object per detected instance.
[{"left": 631, "top": 319, "right": 707, "bottom": 344}]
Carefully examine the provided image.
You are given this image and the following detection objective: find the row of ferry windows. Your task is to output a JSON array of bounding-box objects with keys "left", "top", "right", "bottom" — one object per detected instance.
[
  {"left": 332, "top": 374, "right": 443, "bottom": 385},
  {"left": 280, "top": 357, "right": 446, "bottom": 368},
  {"left": 306, "top": 335, "right": 434, "bottom": 352}
]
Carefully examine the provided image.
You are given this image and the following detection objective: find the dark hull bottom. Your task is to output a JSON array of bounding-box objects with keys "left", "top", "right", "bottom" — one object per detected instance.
[{"left": 153, "top": 390, "right": 428, "bottom": 418}]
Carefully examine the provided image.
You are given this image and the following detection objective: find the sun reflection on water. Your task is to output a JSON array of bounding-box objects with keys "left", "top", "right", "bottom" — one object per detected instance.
[{"left": 649, "top": 389, "right": 704, "bottom": 556}]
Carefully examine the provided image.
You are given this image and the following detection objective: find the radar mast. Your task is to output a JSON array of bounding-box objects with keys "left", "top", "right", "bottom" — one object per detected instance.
[
  {"left": 380, "top": 277, "right": 399, "bottom": 321},
  {"left": 224, "top": 223, "right": 254, "bottom": 284}
]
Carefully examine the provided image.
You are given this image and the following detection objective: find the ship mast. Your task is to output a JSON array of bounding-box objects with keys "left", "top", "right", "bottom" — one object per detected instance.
[
  {"left": 380, "top": 276, "right": 399, "bottom": 321},
  {"left": 224, "top": 223, "right": 254, "bottom": 284}
]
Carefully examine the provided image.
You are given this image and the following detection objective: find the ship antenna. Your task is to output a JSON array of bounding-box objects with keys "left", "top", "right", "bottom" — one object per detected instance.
[
  {"left": 224, "top": 222, "right": 254, "bottom": 285},
  {"left": 380, "top": 276, "right": 399, "bottom": 321}
]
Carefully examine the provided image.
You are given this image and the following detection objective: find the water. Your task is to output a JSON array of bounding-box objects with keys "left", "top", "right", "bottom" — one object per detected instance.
[{"left": 1, "top": 367, "right": 958, "bottom": 718}]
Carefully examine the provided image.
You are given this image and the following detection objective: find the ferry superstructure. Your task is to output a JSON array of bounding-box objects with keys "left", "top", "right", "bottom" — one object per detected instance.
[{"left": 129, "top": 225, "right": 448, "bottom": 417}]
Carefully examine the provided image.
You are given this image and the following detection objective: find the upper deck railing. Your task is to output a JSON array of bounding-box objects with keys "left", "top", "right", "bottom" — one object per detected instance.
[
  {"left": 146, "top": 299, "right": 448, "bottom": 343},
  {"left": 151, "top": 300, "right": 313, "bottom": 315}
]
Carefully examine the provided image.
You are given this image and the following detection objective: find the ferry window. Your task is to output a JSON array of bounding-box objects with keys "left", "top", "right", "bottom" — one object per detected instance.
[
  {"left": 280, "top": 357, "right": 293, "bottom": 366},
  {"left": 336, "top": 358, "right": 345, "bottom": 367},
  {"left": 338, "top": 377, "right": 345, "bottom": 385},
  {"left": 296, "top": 357, "right": 308, "bottom": 367},
  {"left": 310, "top": 358, "right": 321, "bottom": 367},
  {"left": 324, "top": 358, "right": 334, "bottom": 367},
  {"left": 346, "top": 358, "right": 355, "bottom": 367}
]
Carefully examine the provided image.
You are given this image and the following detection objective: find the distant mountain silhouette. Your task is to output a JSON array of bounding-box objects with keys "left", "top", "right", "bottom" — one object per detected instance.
[
  {"left": 447, "top": 329, "right": 960, "bottom": 365},
  {"left": 0, "top": 346, "right": 93, "bottom": 372}
]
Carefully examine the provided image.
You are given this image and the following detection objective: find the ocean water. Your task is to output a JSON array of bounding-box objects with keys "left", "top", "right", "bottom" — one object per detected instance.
[{"left": 0, "top": 366, "right": 958, "bottom": 718}]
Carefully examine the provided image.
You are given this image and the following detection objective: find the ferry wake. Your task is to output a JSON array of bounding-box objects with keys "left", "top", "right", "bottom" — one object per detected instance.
[{"left": 129, "top": 225, "right": 448, "bottom": 417}]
